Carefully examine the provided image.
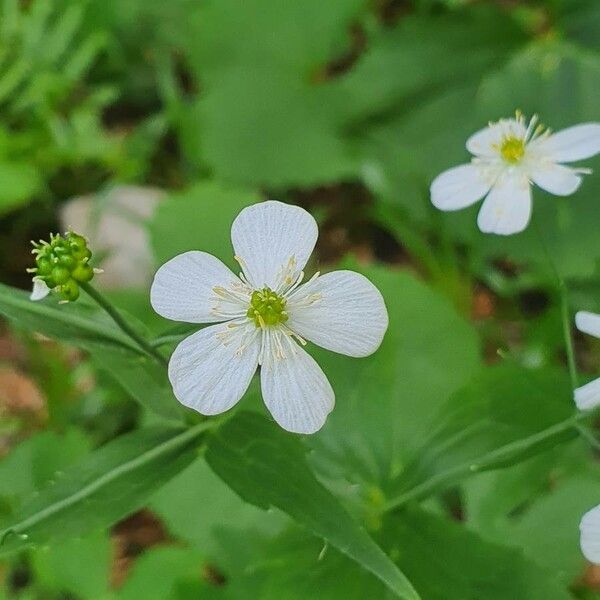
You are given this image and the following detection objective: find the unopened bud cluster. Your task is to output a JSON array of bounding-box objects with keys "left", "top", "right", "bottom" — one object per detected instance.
[{"left": 29, "top": 232, "right": 94, "bottom": 301}]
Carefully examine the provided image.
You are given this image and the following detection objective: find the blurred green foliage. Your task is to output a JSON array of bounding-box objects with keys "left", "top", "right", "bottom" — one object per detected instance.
[{"left": 1, "top": 0, "right": 600, "bottom": 599}]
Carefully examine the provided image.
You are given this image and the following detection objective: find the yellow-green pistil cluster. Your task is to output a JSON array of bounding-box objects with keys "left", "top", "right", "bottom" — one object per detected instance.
[
  {"left": 500, "top": 136, "right": 526, "bottom": 164},
  {"left": 30, "top": 232, "right": 94, "bottom": 301},
  {"left": 247, "top": 287, "right": 289, "bottom": 328}
]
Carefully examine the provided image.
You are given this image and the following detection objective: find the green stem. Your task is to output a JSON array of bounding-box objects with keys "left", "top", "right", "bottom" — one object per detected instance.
[
  {"left": 384, "top": 410, "right": 592, "bottom": 512},
  {"left": 81, "top": 283, "right": 168, "bottom": 368},
  {"left": 0, "top": 421, "right": 213, "bottom": 545}
]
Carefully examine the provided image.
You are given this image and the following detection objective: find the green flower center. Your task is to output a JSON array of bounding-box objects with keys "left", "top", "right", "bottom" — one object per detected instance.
[
  {"left": 247, "top": 287, "right": 288, "bottom": 328},
  {"left": 500, "top": 136, "right": 526, "bottom": 164}
]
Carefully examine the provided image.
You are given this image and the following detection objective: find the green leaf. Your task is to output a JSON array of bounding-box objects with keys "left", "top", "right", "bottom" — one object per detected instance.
[
  {"left": 309, "top": 265, "right": 481, "bottom": 492},
  {"left": 0, "top": 422, "right": 211, "bottom": 556},
  {"left": 151, "top": 457, "right": 285, "bottom": 556},
  {"left": 183, "top": 0, "right": 364, "bottom": 186},
  {"left": 0, "top": 429, "right": 91, "bottom": 517},
  {"left": 117, "top": 546, "right": 221, "bottom": 600},
  {"left": 149, "top": 181, "right": 261, "bottom": 269},
  {"left": 382, "top": 507, "right": 571, "bottom": 599},
  {"left": 386, "top": 365, "right": 579, "bottom": 509},
  {"left": 205, "top": 412, "right": 420, "bottom": 600},
  {"left": 465, "top": 448, "right": 600, "bottom": 585},
  {"left": 0, "top": 283, "right": 141, "bottom": 354},
  {"left": 30, "top": 529, "right": 111, "bottom": 598}
]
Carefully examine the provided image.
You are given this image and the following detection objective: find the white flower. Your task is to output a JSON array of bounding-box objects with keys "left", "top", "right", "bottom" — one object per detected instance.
[
  {"left": 574, "top": 311, "right": 600, "bottom": 410},
  {"left": 150, "top": 200, "right": 388, "bottom": 434},
  {"left": 430, "top": 113, "right": 600, "bottom": 235},
  {"left": 30, "top": 277, "right": 50, "bottom": 301},
  {"left": 580, "top": 504, "right": 600, "bottom": 564}
]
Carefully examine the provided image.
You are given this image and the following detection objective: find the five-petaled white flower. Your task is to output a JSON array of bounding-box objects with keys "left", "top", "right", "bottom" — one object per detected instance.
[
  {"left": 431, "top": 113, "right": 600, "bottom": 235},
  {"left": 580, "top": 504, "right": 600, "bottom": 565},
  {"left": 150, "top": 200, "right": 388, "bottom": 434},
  {"left": 574, "top": 311, "right": 600, "bottom": 411}
]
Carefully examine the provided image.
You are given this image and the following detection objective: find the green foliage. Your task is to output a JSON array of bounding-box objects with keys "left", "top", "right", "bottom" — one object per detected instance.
[
  {"left": 206, "top": 411, "right": 420, "bottom": 600},
  {"left": 0, "top": 424, "right": 210, "bottom": 557},
  {"left": 2, "top": 0, "right": 600, "bottom": 598}
]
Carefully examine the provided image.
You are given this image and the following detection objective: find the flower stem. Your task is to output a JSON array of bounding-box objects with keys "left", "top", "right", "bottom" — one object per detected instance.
[
  {"left": 384, "top": 409, "right": 594, "bottom": 512},
  {"left": 533, "top": 225, "right": 578, "bottom": 388},
  {"left": 81, "top": 283, "right": 168, "bottom": 368}
]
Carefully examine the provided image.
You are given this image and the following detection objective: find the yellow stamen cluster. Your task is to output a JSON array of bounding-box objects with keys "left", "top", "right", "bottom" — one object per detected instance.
[
  {"left": 500, "top": 136, "right": 526, "bottom": 164},
  {"left": 247, "top": 287, "right": 288, "bottom": 328}
]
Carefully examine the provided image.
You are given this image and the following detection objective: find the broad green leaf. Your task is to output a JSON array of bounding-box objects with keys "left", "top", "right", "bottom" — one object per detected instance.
[
  {"left": 117, "top": 546, "right": 222, "bottom": 600},
  {"left": 0, "top": 422, "right": 211, "bottom": 556},
  {"left": 308, "top": 265, "right": 481, "bottom": 493},
  {"left": 0, "top": 283, "right": 140, "bottom": 354},
  {"left": 183, "top": 0, "right": 364, "bottom": 186},
  {"left": 30, "top": 530, "right": 111, "bottom": 598},
  {"left": 0, "top": 430, "right": 91, "bottom": 517},
  {"left": 205, "top": 412, "right": 420, "bottom": 600},
  {"left": 386, "top": 365, "right": 577, "bottom": 509},
  {"left": 90, "top": 347, "right": 183, "bottom": 421},
  {"left": 382, "top": 507, "right": 571, "bottom": 599},
  {"left": 465, "top": 450, "right": 600, "bottom": 585},
  {"left": 151, "top": 458, "right": 285, "bottom": 556},
  {"left": 149, "top": 181, "right": 261, "bottom": 269}
]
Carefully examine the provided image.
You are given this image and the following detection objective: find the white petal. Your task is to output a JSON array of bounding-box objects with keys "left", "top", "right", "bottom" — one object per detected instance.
[
  {"left": 231, "top": 200, "right": 318, "bottom": 290},
  {"left": 430, "top": 164, "right": 492, "bottom": 211},
  {"left": 151, "top": 251, "right": 241, "bottom": 323},
  {"left": 260, "top": 332, "right": 334, "bottom": 434},
  {"left": 580, "top": 504, "right": 600, "bottom": 564},
  {"left": 575, "top": 378, "right": 600, "bottom": 411},
  {"left": 287, "top": 270, "right": 388, "bottom": 358},
  {"left": 466, "top": 119, "right": 525, "bottom": 157},
  {"left": 539, "top": 123, "right": 600, "bottom": 163},
  {"left": 168, "top": 321, "right": 260, "bottom": 415},
  {"left": 477, "top": 173, "right": 532, "bottom": 235},
  {"left": 30, "top": 278, "right": 51, "bottom": 301},
  {"left": 531, "top": 162, "right": 582, "bottom": 196},
  {"left": 576, "top": 311, "right": 600, "bottom": 339}
]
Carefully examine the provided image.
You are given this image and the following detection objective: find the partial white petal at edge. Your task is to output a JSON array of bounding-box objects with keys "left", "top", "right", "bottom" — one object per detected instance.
[
  {"left": 430, "top": 164, "right": 492, "bottom": 211},
  {"left": 260, "top": 332, "right": 334, "bottom": 434},
  {"left": 576, "top": 311, "right": 600, "bottom": 339},
  {"left": 575, "top": 377, "right": 600, "bottom": 412},
  {"left": 580, "top": 504, "right": 600, "bottom": 564},
  {"left": 168, "top": 321, "right": 260, "bottom": 415}
]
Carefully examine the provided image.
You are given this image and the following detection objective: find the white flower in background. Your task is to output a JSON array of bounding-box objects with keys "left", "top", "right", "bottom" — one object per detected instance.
[
  {"left": 430, "top": 113, "right": 600, "bottom": 235},
  {"left": 580, "top": 504, "right": 600, "bottom": 564},
  {"left": 150, "top": 200, "right": 388, "bottom": 434},
  {"left": 574, "top": 311, "right": 600, "bottom": 410}
]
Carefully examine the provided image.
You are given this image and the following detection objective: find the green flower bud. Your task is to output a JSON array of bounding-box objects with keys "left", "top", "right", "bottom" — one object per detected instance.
[
  {"left": 58, "top": 254, "right": 77, "bottom": 270},
  {"left": 71, "top": 263, "right": 94, "bottom": 283},
  {"left": 36, "top": 256, "right": 53, "bottom": 276},
  {"left": 51, "top": 265, "right": 71, "bottom": 285},
  {"left": 29, "top": 231, "right": 97, "bottom": 302},
  {"left": 72, "top": 247, "right": 92, "bottom": 261},
  {"left": 59, "top": 279, "right": 80, "bottom": 302}
]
